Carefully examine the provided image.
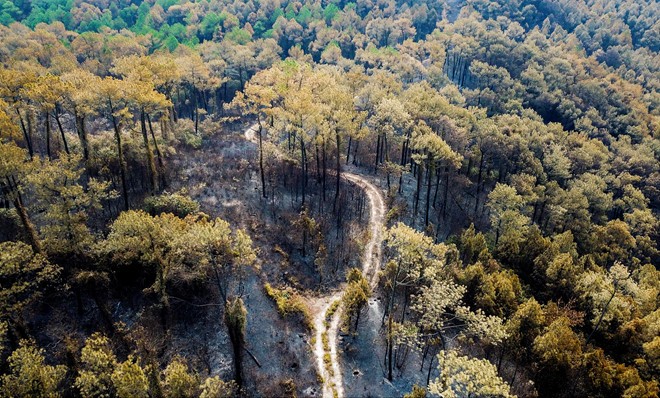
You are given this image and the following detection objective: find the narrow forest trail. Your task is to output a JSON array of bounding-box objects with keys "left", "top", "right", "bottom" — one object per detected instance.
[{"left": 244, "top": 123, "right": 386, "bottom": 398}]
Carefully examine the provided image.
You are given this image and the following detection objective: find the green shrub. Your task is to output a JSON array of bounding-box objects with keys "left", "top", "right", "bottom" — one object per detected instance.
[
  {"left": 264, "top": 283, "right": 313, "bottom": 331},
  {"left": 144, "top": 191, "right": 200, "bottom": 218},
  {"left": 173, "top": 120, "right": 202, "bottom": 149}
]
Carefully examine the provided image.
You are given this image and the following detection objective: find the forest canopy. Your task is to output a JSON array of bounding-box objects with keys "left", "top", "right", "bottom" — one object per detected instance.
[{"left": 0, "top": 0, "right": 658, "bottom": 397}]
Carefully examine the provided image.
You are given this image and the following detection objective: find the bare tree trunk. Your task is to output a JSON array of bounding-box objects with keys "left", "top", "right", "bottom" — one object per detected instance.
[
  {"left": 225, "top": 299, "right": 246, "bottom": 388},
  {"left": 140, "top": 109, "right": 158, "bottom": 193},
  {"left": 109, "top": 102, "right": 129, "bottom": 211},
  {"left": 426, "top": 350, "right": 435, "bottom": 385},
  {"left": 16, "top": 109, "right": 33, "bottom": 159},
  {"left": 375, "top": 134, "right": 381, "bottom": 173},
  {"left": 442, "top": 167, "right": 450, "bottom": 219},
  {"left": 75, "top": 113, "right": 90, "bottom": 161},
  {"left": 3, "top": 177, "right": 42, "bottom": 254},
  {"left": 425, "top": 157, "right": 434, "bottom": 227},
  {"left": 54, "top": 107, "right": 69, "bottom": 155},
  {"left": 147, "top": 114, "right": 167, "bottom": 189},
  {"left": 334, "top": 128, "right": 341, "bottom": 211},
  {"left": 160, "top": 114, "right": 169, "bottom": 141},
  {"left": 27, "top": 110, "right": 35, "bottom": 156},
  {"left": 586, "top": 287, "right": 617, "bottom": 345},
  {"left": 300, "top": 137, "right": 307, "bottom": 208},
  {"left": 44, "top": 111, "right": 52, "bottom": 159},
  {"left": 315, "top": 141, "right": 322, "bottom": 183},
  {"left": 322, "top": 140, "right": 327, "bottom": 202},
  {"left": 400, "top": 135, "right": 408, "bottom": 166},
  {"left": 388, "top": 314, "right": 394, "bottom": 381},
  {"left": 257, "top": 121, "right": 266, "bottom": 198},
  {"left": 193, "top": 88, "right": 199, "bottom": 136},
  {"left": 474, "top": 151, "right": 484, "bottom": 218},
  {"left": 414, "top": 158, "right": 424, "bottom": 218}
]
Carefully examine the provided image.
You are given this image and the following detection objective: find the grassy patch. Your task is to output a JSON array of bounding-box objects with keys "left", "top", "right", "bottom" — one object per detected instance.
[
  {"left": 143, "top": 190, "right": 200, "bottom": 218},
  {"left": 264, "top": 283, "right": 314, "bottom": 331},
  {"left": 326, "top": 300, "right": 341, "bottom": 321},
  {"left": 323, "top": 353, "right": 334, "bottom": 377},
  {"left": 322, "top": 332, "right": 329, "bottom": 351}
]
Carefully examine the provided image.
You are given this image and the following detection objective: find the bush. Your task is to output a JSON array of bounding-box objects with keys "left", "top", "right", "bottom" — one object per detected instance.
[
  {"left": 173, "top": 119, "right": 202, "bottom": 149},
  {"left": 198, "top": 118, "right": 222, "bottom": 138},
  {"left": 143, "top": 191, "right": 200, "bottom": 218},
  {"left": 264, "top": 283, "right": 313, "bottom": 331},
  {"left": 279, "top": 379, "right": 297, "bottom": 398},
  {"left": 0, "top": 208, "right": 21, "bottom": 242}
]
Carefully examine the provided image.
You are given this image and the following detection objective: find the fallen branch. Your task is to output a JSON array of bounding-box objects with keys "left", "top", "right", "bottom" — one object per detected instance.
[
  {"left": 168, "top": 296, "right": 224, "bottom": 307},
  {"left": 243, "top": 346, "right": 262, "bottom": 367}
]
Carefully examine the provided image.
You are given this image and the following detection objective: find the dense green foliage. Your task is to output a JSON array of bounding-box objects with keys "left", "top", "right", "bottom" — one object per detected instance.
[{"left": 0, "top": 0, "right": 658, "bottom": 396}]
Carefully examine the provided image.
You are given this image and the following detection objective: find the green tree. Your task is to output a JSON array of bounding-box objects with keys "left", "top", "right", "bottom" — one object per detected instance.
[
  {"left": 341, "top": 268, "right": 371, "bottom": 332},
  {"left": 0, "top": 102, "right": 42, "bottom": 254},
  {"left": 75, "top": 333, "right": 117, "bottom": 397},
  {"left": 532, "top": 316, "right": 583, "bottom": 369},
  {"left": 410, "top": 121, "right": 463, "bottom": 225},
  {"left": 112, "top": 56, "right": 173, "bottom": 192},
  {"left": 21, "top": 74, "right": 72, "bottom": 158},
  {"left": 410, "top": 279, "right": 508, "bottom": 348},
  {"left": 96, "top": 77, "right": 134, "bottom": 210},
  {"left": 101, "top": 210, "right": 256, "bottom": 332},
  {"left": 224, "top": 297, "right": 247, "bottom": 387},
  {"left": 0, "top": 142, "right": 41, "bottom": 254},
  {"left": 27, "top": 154, "right": 114, "bottom": 257},
  {"left": 486, "top": 183, "right": 530, "bottom": 253},
  {"left": 227, "top": 70, "right": 279, "bottom": 198},
  {"left": 162, "top": 358, "right": 198, "bottom": 398},
  {"left": 429, "top": 350, "right": 513, "bottom": 398},
  {"left": 199, "top": 376, "right": 237, "bottom": 398},
  {"left": 111, "top": 356, "right": 149, "bottom": 398},
  {"left": 0, "top": 241, "right": 61, "bottom": 336},
  {"left": 60, "top": 69, "right": 101, "bottom": 162},
  {"left": 0, "top": 342, "right": 67, "bottom": 398}
]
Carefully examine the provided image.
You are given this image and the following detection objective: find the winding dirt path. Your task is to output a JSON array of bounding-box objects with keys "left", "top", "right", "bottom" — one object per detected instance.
[{"left": 244, "top": 123, "right": 386, "bottom": 398}]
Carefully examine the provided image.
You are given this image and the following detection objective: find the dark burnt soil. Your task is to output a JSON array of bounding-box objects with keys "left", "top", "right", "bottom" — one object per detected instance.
[{"left": 166, "top": 122, "right": 370, "bottom": 396}]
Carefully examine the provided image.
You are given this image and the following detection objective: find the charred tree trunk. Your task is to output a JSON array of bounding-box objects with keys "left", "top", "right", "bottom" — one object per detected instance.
[
  {"left": 54, "top": 107, "right": 69, "bottom": 155},
  {"left": 400, "top": 135, "right": 408, "bottom": 166},
  {"left": 426, "top": 350, "right": 435, "bottom": 385},
  {"left": 315, "top": 141, "right": 322, "bottom": 184},
  {"left": 257, "top": 121, "right": 266, "bottom": 198},
  {"left": 375, "top": 134, "right": 381, "bottom": 173},
  {"left": 387, "top": 314, "right": 394, "bottom": 381},
  {"left": 147, "top": 114, "right": 167, "bottom": 189},
  {"left": 26, "top": 110, "right": 35, "bottom": 156},
  {"left": 334, "top": 128, "right": 341, "bottom": 211},
  {"left": 300, "top": 137, "right": 307, "bottom": 208},
  {"left": 225, "top": 298, "right": 246, "bottom": 388},
  {"left": 109, "top": 101, "right": 129, "bottom": 211},
  {"left": 414, "top": 157, "right": 424, "bottom": 219},
  {"left": 141, "top": 109, "right": 158, "bottom": 193},
  {"left": 3, "top": 177, "right": 42, "bottom": 254},
  {"left": 16, "top": 109, "right": 33, "bottom": 159},
  {"left": 425, "top": 156, "right": 434, "bottom": 227},
  {"left": 45, "top": 111, "right": 52, "bottom": 160},
  {"left": 193, "top": 87, "right": 200, "bottom": 136},
  {"left": 442, "top": 166, "right": 450, "bottom": 218},
  {"left": 586, "top": 286, "right": 618, "bottom": 345},
  {"left": 75, "top": 113, "right": 90, "bottom": 161},
  {"left": 322, "top": 139, "right": 327, "bottom": 202},
  {"left": 474, "top": 151, "right": 484, "bottom": 218}
]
